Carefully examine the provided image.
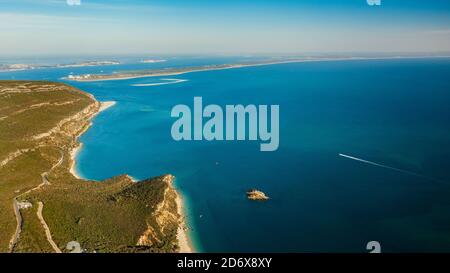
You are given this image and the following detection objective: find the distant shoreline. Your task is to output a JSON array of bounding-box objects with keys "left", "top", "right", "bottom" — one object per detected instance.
[
  {"left": 0, "top": 61, "right": 120, "bottom": 73},
  {"left": 64, "top": 55, "right": 450, "bottom": 82}
]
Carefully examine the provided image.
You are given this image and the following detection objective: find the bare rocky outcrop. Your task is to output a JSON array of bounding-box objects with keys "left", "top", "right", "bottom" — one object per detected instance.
[
  {"left": 0, "top": 149, "right": 33, "bottom": 168},
  {"left": 247, "top": 189, "right": 269, "bottom": 201},
  {"left": 32, "top": 101, "right": 100, "bottom": 141},
  {"left": 137, "top": 174, "right": 182, "bottom": 249}
]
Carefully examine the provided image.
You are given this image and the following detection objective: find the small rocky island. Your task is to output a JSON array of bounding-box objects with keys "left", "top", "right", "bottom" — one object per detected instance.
[{"left": 246, "top": 189, "right": 269, "bottom": 201}]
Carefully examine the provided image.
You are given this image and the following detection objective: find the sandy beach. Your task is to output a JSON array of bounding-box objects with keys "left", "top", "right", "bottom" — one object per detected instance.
[
  {"left": 69, "top": 143, "right": 83, "bottom": 179},
  {"left": 175, "top": 191, "right": 195, "bottom": 253},
  {"left": 99, "top": 101, "right": 117, "bottom": 112}
]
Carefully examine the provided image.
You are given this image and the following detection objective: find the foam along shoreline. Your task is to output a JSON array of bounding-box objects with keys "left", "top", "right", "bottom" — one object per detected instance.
[
  {"left": 69, "top": 101, "right": 116, "bottom": 180},
  {"left": 175, "top": 190, "right": 195, "bottom": 253},
  {"left": 131, "top": 78, "right": 188, "bottom": 87},
  {"left": 64, "top": 55, "right": 450, "bottom": 82}
]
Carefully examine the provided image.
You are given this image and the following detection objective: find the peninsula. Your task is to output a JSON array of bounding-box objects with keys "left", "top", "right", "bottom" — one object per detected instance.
[
  {"left": 64, "top": 55, "right": 450, "bottom": 82},
  {"left": 0, "top": 81, "right": 191, "bottom": 253},
  {"left": 63, "top": 58, "right": 327, "bottom": 81}
]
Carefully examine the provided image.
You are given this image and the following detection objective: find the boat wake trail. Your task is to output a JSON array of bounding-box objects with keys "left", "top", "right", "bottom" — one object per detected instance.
[
  {"left": 338, "top": 153, "right": 444, "bottom": 183},
  {"left": 131, "top": 78, "right": 188, "bottom": 87}
]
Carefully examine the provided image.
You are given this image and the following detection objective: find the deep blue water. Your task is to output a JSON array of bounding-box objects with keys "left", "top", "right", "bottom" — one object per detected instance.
[{"left": 2, "top": 57, "right": 450, "bottom": 252}]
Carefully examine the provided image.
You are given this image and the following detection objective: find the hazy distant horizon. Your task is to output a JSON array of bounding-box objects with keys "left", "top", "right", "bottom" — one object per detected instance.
[
  {"left": 2, "top": 52, "right": 450, "bottom": 59},
  {"left": 1, "top": 0, "right": 450, "bottom": 56}
]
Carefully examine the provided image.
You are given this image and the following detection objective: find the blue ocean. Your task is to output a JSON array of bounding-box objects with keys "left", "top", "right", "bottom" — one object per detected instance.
[{"left": 2, "top": 57, "right": 450, "bottom": 252}]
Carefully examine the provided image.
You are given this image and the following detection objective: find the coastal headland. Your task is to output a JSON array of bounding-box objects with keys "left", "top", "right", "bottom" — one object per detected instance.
[{"left": 0, "top": 81, "right": 192, "bottom": 253}]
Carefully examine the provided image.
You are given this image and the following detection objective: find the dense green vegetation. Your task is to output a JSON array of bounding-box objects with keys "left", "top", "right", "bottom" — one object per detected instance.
[{"left": 0, "top": 81, "right": 180, "bottom": 253}]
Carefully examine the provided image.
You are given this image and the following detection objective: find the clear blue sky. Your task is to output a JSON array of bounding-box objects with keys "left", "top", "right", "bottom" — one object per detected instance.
[{"left": 1, "top": 0, "right": 450, "bottom": 55}]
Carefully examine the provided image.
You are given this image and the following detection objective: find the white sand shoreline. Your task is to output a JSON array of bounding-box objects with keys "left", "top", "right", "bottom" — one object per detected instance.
[
  {"left": 69, "top": 143, "right": 83, "bottom": 179},
  {"left": 99, "top": 101, "right": 117, "bottom": 112},
  {"left": 175, "top": 189, "right": 195, "bottom": 253}
]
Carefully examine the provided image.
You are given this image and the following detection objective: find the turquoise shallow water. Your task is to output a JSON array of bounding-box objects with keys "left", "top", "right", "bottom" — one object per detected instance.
[{"left": 2, "top": 57, "right": 450, "bottom": 252}]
